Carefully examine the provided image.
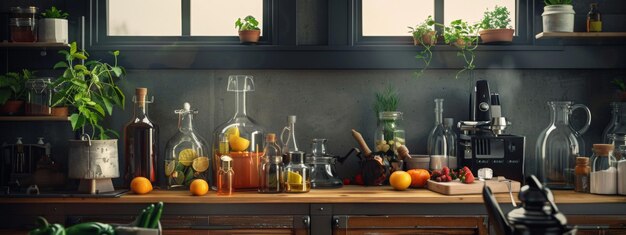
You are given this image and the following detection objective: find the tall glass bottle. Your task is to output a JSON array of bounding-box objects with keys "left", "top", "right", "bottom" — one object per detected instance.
[
  {"left": 536, "top": 101, "right": 591, "bottom": 189},
  {"left": 258, "top": 133, "right": 284, "bottom": 193},
  {"left": 212, "top": 75, "right": 264, "bottom": 190},
  {"left": 124, "top": 88, "right": 159, "bottom": 186},
  {"left": 602, "top": 102, "right": 620, "bottom": 144},
  {"left": 427, "top": 98, "right": 448, "bottom": 171},
  {"left": 443, "top": 118, "right": 457, "bottom": 169},
  {"left": 280, "top": 115, "right": 299, "bottom": 164},
  {"left": 164, "top": 102, "right": 210, "bottom": 189}
]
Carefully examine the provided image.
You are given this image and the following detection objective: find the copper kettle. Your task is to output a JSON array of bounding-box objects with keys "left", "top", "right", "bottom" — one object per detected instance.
[{"left": 483, "top": 175, "right": 577, "bottom": 235}]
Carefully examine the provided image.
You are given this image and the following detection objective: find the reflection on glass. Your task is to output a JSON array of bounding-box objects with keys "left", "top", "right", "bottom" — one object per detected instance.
[
  {"left": 191, "top": 0, "right": 263, "bottom": 36},
  {"left": 108, "top": 0, "right": 181, "bottom": 36},
  {"left": 362, "top": 0, "right": 434, "bottom": 36}
]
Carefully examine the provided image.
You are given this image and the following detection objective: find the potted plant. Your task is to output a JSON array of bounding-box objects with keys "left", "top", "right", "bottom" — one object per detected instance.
[
  {"left": 479, "top": 6, "right": 514, "bottom": 43},
  {"left": 52, "top": 42, "right": 126, "bottom": 193},
  {"left": 612, "top": 79, "right": 626, "bottom": 102},
  {"left": 235, "top": 15, "right": 261, "bottom": 44},
  {"left": 442, "top": 19, "right": 479, "bottom": 79},
  {"left": 39, "top": 6, "right": 69, "bottom": 43},
  {"left": 408, "top": 15, "right": 437, "bottom": 78},
  {"left": 542, "top": 0, "right": 574, "bottom": 32},
  {"left": 0, "top": 69, "right": 32, "bottom": 115}
]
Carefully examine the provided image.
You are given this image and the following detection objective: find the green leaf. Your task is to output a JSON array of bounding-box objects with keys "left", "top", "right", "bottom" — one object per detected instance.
[
  {"left": 74, "top": 52, "right": 87, "bottom": 60},
  {"left": 70, "top": 42, "right": 77, "bottom": 55},
  {"left": 74, "top": 64, "right": 88, "bottom": 72},
  {"left": 102, "top": 96, "right": 113, "bottom": 115},
  {"left": 69, "top": 113, "right": 86, "bottom": 131},
  {"left": 53, "top": 61, "right": 68, "bottom": 69},
  {"left": 114, "top": 86, "right": 125, "bottom": 109},
  {"left": 111, "top": 50, "right": 120, "bottom": 57},
  {"left": 111, "top": 67, "right": 123, "bottom": 77}
]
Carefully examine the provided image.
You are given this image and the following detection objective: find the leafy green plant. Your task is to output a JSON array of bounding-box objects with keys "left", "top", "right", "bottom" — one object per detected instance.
[
  {"left": 480, "top": 6, "right": 511, "bottom": 30},
  {"left": 235, "top": 15, "right": 260, "bottom": 31},
  {"left": 0, "top": 69, "right": 34, "bottom": 104},
  {"left": 442, "top": 19, "right": 479, "bottom": 79},
  {"left": 612, "top": 79, "right": 626, "bottom": 92},
  {"left": 544, "top": 0, "right": 572, "bottom": 5},
  {"left": 408, "top": 15, "right": 437, "bottom": 78},
  {"left": 41, "top": 6, "right": 69, "bottom": 19},
  {"left": 51, "top": 42, "right": 126, "bottom": 140},
  {"left": 374, "top": 85, "right": 399, "bottom": 116}
]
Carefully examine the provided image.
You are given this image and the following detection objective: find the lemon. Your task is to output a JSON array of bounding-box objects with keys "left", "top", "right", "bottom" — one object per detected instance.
[
  {"left": 229, "top": 136, "right": 250, "bottom": 152},
  {"left": 286, "top": 171, "right": 303, "bottom": 184},
  {"left": 179, "top": 149, "right": 198, "bottom": 166},
  {"left": 225, "top": 126, "right": 240, "bottom": 139},
  {"left": 192, "top": 156, "right": 210, "bottom": 173},
  {"left": 165, "top": 160, "right": 176, "bottom": 177}
]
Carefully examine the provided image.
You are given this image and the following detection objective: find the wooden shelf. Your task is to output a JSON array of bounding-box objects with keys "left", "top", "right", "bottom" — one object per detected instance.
[
  {"left": 535, "top": 32, "right": 626, "bottom": 39},
  {"left": 0, "top": 42, "right": 70, "bottom": 48},
  {"left": 0, "top": 116, "right": 69, "bottom": 121}
]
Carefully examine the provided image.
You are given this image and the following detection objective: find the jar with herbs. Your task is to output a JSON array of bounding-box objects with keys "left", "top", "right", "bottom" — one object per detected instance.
[
  {"left": 374, "top": 111, "right": 405, "bottom": 172},
  {"left": 574, "top": 157, "right": 590, "bottom": 193}
]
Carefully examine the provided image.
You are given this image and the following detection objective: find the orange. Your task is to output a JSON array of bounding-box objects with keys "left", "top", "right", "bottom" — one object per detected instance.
[
  {"left": 130, "top": 177, "right": 153, "bottom": 195},
  {"left": 389, "top": 171, "right": 412, "bottom": 191},
  {"left": 190, "top": 179, "right": 209, "bottom": 196},
  {"left": 407, "top": 169, "right": 431, "bottom": 188}
]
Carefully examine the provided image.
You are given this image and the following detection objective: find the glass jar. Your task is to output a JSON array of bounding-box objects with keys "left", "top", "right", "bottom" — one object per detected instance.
[
  {"left": 164, "top": 103, "right": 210, "bottom": 189},
  {"left": 427, "top": 99, "right": 448, "bottom": 171},
  {"left": 284, "top": 151, "right": 310, "bottom": 193},
  {"left": 9, "top": 7, "right": 38, "bottom": 42},
  {"left": 610, "top": 134, "right": 626, "bottom": 161},
  {"left": 308, "top": 139, "right": 342, "bottom": 189},
  {"left": 574, "top": 157, "right": 590, "bottom": 193},
  {"left": 590, "top": 144, "right": 617, "bottom": 195},
  {"left": 212, "top": 75, "right": 264, "bottom": 190},
  {"left": 374, "top": 111, "right": 405, "bottom": 172},
  {"left": 25, "top": 78, "right": 53, "bottom": 116},
  {"left": 217, "top": 156, "right": 234, "bottom": 196},
  {"left": 602, "top": 102, "right": 621, "bottom": 144},
  {"left": 536, "top": 101, "right": 591, "bottom": 189},
  {"left": 258, "top": 133, "right": 284, "bottom": 193}
]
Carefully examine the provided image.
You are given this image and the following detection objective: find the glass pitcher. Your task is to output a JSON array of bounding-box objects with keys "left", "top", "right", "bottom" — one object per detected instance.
[
  {"left": 536, "top": 101, "right": 591, "bottom": 189},
  {"left": 308, "top": 139, "right": 343, "bottom": 188}
]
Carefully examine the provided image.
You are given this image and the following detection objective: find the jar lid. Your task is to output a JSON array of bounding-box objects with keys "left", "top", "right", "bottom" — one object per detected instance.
[
  {"left": 593, "top": 144, "right": 614, "bottom": 155},
  {"left": 10, "top": 6, "right": 38, "bottom": 14},
  {"left": 576, "top": 157, "right": 589, "bottom": 165},
  {"left": 26, "top": 78, "right": 53, "bottom": 93},
  {"left": 289, "top": 151, "right": 305, "bottom": 164},
  {"left": 378, "top": 111, "right": 403, "bottom": 120},
  {"left": 220, "top": 155, "right": 233, "bottom": 169}
]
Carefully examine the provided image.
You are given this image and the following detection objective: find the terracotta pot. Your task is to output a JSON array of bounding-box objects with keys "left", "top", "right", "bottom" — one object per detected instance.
[
  {"left": 479, "top": 28, "right": 514, "bottom": 44},
  {"left": 413, "top": 31, "right": 436, "bottom": 46},
  {"left": 0, "top": 100, "right": 24, "bottom": 115},
  {"left": 238, "top": 30, "right": 261, "bottom": 44},
  {"left": 451, "top": 38, "right": 467, "bottom": 48},
  {"left": 51, "top": 106, "right": 69, "bottom": 117}
]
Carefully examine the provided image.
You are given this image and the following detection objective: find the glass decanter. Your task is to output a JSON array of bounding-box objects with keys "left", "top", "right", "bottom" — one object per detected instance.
[
  {"left": 308, "top": 139, "right": 343, "bottom": 188},
  {"left": 124, "top": 88, "right": 159, "bottom": 186},
  {"left": 374, "top": 111, "right": 405, "bottom": 172},
  {"left": 164, "top": 102, "right": 210, "bottom": 189},
  {"left": 212, "top": 75, "right": 265, "bottom": 190},
  {"left": 280, "top": 115, "right": 299, "bottom": 164},
  {"left": 536, "top": 101, "right": 591, "bottom": 189},
  {"left": 427, "top": 98, "right": 448, "bottom": 171}
]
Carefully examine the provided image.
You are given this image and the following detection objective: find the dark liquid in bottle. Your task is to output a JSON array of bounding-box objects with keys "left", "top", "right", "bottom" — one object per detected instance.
[{"left": 124, "top": 122, "right": 159, "bottom": 186}]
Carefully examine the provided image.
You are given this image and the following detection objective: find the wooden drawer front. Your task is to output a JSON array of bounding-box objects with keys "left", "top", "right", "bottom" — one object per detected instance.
[
  {"left": 333, "top": 215, "right": 487, "bottom": 235},
  {"left": 567, "top": 216, "right": 626, "bottom": 235}
]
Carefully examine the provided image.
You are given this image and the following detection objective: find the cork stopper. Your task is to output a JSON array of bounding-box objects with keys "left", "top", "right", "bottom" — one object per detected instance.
[
  {"left": 576, "top": 157, "right": 589, "bottom": 165},
  {"left": 135, "top": 88, "right": 147, "bottom": 105},
  {"left": 266, "top": 133, "right": 276, "bottom": 143},
  {"left": 593, "top": 144, "right": 614, "bottom": 156}
]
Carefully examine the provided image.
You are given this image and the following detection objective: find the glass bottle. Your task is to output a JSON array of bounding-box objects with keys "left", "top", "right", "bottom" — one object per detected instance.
[
  {"left": 164, "top": 102, "right": 210, "bottom": 189},
  {"left": 212, "top": 75, "right": 264, "bottom": 190},
  {"left": 374, "top": 111, "right": 405, "bottom": 172},
  {"left": 590, "top": 144, "right": 617, "bottom": 195},
  {"left": 602, "top": 102, "right": 620, "bottom": 144},
  {"left": 574, "top": 157, "right": 590, "bottom": 193},
  {"left": 217, "top": 156, "right": 234, "bottom": 196},
  {"left": 610, "top": 134, "right": 626, "bottom": 160},
  {"left": 124, "top": 88, "right": 159, "bottom": 186},
  {"left": 280, "top": 115, "right": 299, "bottom": 164},
  {"left": 443, "top": 118, "right": 457, "bottom": 170},
  {"left": 309, "top": 139, "right": 343, "bottom": 188},
  {"left": 586, "top": 3, "right": 602, "bottom": 32},
  {"left": 536, "top": 101, "right": 591, "bottom": 189},
  {"left": 258, "top": 133, "right": 284, "bottom": 193},
  {"left": 427, "top": 99, "right": 448, "bottom": 171},
  {"left": 284, "top": 151, "right": 310, "bottom": 193}
]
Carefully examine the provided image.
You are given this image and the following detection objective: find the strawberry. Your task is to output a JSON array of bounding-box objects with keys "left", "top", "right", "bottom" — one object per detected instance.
[
  {"left": 354, "top": 174, "right": 364, "bottom": 185},
  {"left": 442, "top": 167, "right": 450, "bottom": 176},
  {"left": 464, "top": 172, "right": 475, "bottom": 184},
  {"left": 343, "top": 178, "right": 351, "bottom": 185}
]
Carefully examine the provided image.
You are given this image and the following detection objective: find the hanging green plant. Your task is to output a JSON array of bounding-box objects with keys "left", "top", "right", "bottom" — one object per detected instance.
[
  {"left": 408, "top": 15, "right": 437, "bottom": 78},
  {"left": 442, "top": 19, "right": 479, "bottom": 79}
]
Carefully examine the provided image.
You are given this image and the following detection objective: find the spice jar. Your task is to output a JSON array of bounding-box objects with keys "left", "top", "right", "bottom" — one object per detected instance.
[
  {"left": 217, "top": 156, "right": 234, "bottom": 196},
  {"left": 574, "top": 157, "right": 590, "bottom": 193},
  {"left": 25, "top": 78, "right": 53, "bottom": 116},
  {"left": 590, "top": 144, "right": 617, "bottom": 195},
  {"left": 283, "top": 151, "right": 310, "bottom": 193}
]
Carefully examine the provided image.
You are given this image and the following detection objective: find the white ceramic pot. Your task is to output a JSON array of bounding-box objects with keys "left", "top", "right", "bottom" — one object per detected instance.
[
  {"left": 38, "top": 18, "right": 68, "bottom": 43},
  {"left": 542, "top": 5, "right": 575, "bottom": 32}
]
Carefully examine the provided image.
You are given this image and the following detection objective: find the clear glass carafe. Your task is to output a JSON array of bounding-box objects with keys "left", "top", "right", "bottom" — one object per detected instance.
[
  {"left": 280, "top": 115, "right": 299, "bottom": 164},
  {"left": 308, "top": 139, "right": 342, "bottom": 189},
  {"left": 427, "top": 99, "right": 448, "bottom": 171},
  {"left": 536, "top": 101, "right": 591, "bottom": 189},
  {"left": 258, "top": 133, "right": 284, "bottom": 193},
  {"left": 284, "top": 151, "right": 310, "bottom": 193},
  {"left": 374, "top": 111, "right": 405, "bottom": 172},
  {"left": 212, "top": 75, "right": 264, "bottom": 190},
  {"left": 164, "top": 103, "right": 210, "bottom": 189}
]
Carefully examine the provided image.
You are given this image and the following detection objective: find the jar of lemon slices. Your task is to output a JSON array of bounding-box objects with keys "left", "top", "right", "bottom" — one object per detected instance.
[
  {"left": 284, "top": 151, "right": 310, "bottom": 193},
  {"left": 164, "top": 102, "right": 211, "bottom": 189}
]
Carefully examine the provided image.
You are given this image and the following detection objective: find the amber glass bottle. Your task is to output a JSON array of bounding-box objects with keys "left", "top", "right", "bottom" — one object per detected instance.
[{"left": 124, "top": 88, "right": 159, "bottom": 186}]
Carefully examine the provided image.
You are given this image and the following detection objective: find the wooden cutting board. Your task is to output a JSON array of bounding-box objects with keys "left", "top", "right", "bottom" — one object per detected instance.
[{"left": 427, "top": 177, "right": 521, "bottom": 195}]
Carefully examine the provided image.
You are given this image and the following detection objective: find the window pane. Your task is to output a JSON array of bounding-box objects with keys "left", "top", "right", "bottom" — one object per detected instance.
[
  {"left": 191, "top": 0, "right": 263, "bottom": 36},
  {"left": 107, "top": 0, "right": 181, "bottom": 36},
  {"left": 362, "top": 0, "right": 434, "bottom": 36},
  {"left": 444, "top": 0, "right": 516, "bottom": 29}
]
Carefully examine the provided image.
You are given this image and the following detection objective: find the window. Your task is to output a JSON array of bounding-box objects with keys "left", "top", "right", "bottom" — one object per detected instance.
[
  {"left": 443, "top": 0, "right": 516, "bottom": 31},
  {"left": 362, "top": 0, "right": 434, "bottom": 36},
  {"left": 190, "top": 0, "right": 263, "bottom": 36},
  {"left": 108, "top": 0, "right": 182, "bottom": 36}
]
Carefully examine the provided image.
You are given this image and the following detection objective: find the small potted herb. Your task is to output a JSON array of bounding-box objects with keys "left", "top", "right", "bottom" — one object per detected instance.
[
  {"left": 39, "top": 6, "right": 69, "bottom": 43},
  {"left": 443, "top": 19, "right": 479, "bottom": 79},
  {"left": 235, "top": 15, "right": 261, "bottom": 44},
  {"left": 479, "top": 6, "right": 514, "bottom": 44},
  {"left": 612, "top": 79, "right": 626, "bottom": 102},
  {"left": 408, "top": 16, "right": 437, "bottom": 78},
  {"left": 542, "top": 0, "right": 574, "bottom": 32},
  {"left": 0, "top": 70, "right": 33, "bottom": 115}
]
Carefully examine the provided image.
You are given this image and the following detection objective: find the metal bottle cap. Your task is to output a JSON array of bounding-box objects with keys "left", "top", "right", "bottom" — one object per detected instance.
[
  {"left": 443, "top": 118, "right": 454, "bottom": 127},
  {"left": 220, "top": 155, "right": 233, "bottom": 169},
  {"left": 288, "top": 115, "right": 296, "bottom": 123}
]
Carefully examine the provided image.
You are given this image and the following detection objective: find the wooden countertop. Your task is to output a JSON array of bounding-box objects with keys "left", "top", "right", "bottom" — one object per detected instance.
[{"left": 1, "top": 186, "right": 624, "bottom": 204}]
